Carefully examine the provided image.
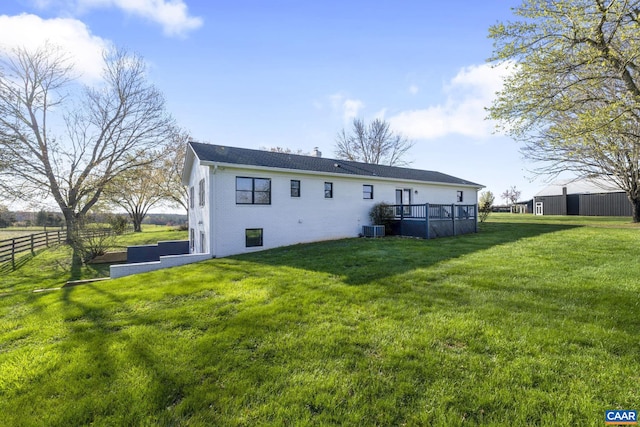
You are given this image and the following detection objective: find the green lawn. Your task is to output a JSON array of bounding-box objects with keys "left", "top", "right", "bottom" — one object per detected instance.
[{"left": 1, "top": 217, "right": 639, "bottom": 426}]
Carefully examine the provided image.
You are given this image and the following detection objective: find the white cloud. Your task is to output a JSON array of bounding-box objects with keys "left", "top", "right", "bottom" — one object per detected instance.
[
  {"left": 409, "top": 84, "right": 419, "bottom": 95},
  {"left": 77, "top": 0, "right": 202, "bottom": 37},
  {"left": 0, "top": 14, "right": 111, "bottom": 82},
  {"left": 329, "top": 93, "right": 365, "bottom": 122},
  {"left": 389, "top": 62, "right": 514, "bottom": 140}
]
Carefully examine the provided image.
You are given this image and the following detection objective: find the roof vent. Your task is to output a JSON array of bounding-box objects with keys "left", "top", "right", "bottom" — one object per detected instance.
[{"left": 312, "top": 147, "right": 322, "bottom": 157}]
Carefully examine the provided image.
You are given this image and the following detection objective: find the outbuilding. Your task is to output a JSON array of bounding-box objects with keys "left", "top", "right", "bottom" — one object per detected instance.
[{"left": 534, "top": 178, "right": 631, "bottom": 217}]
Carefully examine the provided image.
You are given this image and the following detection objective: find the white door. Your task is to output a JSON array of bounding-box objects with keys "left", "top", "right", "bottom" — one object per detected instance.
[{"left": 535, "top": 202, "right": 543, "bottom": 215}]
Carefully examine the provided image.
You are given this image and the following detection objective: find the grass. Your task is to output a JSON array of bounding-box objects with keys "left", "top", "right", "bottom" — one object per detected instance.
[
  {"left": 1, "top": 226, "right": 188, "bottom": 293},
  {"left": 1, "top": 216, "right": 639, "bottom": 425}
]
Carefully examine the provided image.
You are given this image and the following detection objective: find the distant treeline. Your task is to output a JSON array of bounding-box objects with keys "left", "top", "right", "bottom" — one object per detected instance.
[{"left": 3, "top": 211, "right": 187, "bottom": 228}]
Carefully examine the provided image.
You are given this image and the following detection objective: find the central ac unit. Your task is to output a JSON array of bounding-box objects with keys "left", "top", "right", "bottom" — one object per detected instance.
[{"left": 362, "top": 225, "right": 385, "bottom": 238}]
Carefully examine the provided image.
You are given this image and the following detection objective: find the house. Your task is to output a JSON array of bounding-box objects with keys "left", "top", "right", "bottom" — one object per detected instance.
[
  {"left": 181, "top": 142, "right": 483, "bottom": 258},
  {"left": 534, "top": 178, "right": 632, "bottom": 216}
]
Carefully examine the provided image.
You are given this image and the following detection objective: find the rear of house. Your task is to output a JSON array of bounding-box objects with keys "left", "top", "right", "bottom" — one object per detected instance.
[{"left": 183, "top": 142, "right": 483, "bottom": 258}]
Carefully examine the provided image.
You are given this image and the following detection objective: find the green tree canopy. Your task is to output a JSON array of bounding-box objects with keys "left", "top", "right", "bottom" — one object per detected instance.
[{"left": 488, "top": 0, "right": 640, "bottom": 221}]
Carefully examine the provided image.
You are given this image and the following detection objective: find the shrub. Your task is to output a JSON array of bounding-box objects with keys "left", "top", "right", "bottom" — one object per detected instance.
[
  {"left": 107, "top": 214, "right": 130, "bottom": 235},
  {"left": 479, "top": 191, "right": 495, "bottom": 223},
  {"left": 369, "top": 202, "right": 394, "bottom": 234},
  {"left": 72, "top": 223, "right": 116, "bottom": 263}
]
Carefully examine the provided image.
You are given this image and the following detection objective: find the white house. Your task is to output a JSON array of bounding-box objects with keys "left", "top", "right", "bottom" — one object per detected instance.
[{"left": 181, "top": 142, "right": 484, "bottom": 258}]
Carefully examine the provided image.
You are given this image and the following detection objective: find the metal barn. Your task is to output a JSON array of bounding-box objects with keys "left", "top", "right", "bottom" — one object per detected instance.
[{"left": 534, "top": 179, "right": 632, "bottom": 217}]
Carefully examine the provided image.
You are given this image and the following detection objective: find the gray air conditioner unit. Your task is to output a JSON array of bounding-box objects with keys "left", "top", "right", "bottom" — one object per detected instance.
[{"left": 362, "top": 225, "right": 385, "bottom": 238}]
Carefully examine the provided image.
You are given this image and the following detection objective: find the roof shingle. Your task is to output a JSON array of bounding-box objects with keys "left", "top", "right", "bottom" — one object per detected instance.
[{"left": 190, "top": 142, "right": 482, "bottom": 187}]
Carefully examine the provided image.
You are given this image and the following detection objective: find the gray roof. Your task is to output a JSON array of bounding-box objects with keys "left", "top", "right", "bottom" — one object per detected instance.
[
  {"left": 189, "top": 142, "right": 482, "bottom": 187},
  {"left": 535, "top": 178, "right": 623, "bottom": 197}
]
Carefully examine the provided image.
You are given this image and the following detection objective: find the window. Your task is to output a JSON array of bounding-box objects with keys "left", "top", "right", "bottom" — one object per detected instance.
[
  {"left": 236, "top": 177, "right": 271, "bottom": 205},
  {"left": 291, "top": 180, "right": 300, "bottom": 197},
  {"left": 198, "top": 179, "right": 205, "bottom": 207},
  {"left": 457, "top": 191, "right": 464, "bottom": 202},
  {"left": 200, "top": 232, "right": 206, "bottom": 253},
  {"left": 246, "top": 228, "right": 263, "bottom": 247},
  {"left": 189, "top": 186, "right": 195, "bottom": 209},
  {"left": 363, "top": 185, "right": 374, "bottom": 199},
  {"left": 324, "top": 182, "right": 333, "bottom": 198},
  {"left": 190, "top": 228, "right": 195, "bottom": 252}
]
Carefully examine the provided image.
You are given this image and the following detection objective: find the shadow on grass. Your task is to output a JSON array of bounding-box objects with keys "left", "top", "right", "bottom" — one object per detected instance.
[
  {"left": 0, "top": 252, "right": 36, "bottom": 275},
  {"left": 239, "top": 221, "right": 580, "bottom": 286}
]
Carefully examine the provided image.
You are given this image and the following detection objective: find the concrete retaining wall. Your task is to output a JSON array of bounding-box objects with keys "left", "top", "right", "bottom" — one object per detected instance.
[{"left": 110, "top": 253, "right": 211, "bottom": 279}]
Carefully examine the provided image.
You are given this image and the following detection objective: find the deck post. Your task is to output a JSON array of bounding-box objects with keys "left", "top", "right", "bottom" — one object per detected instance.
[
  {"left": 451, "top": 204, "right": 456, "bottom": 236},
  {"left": 475, "top": 204, "right": 479, "bottom": 233},
  {"left": 425, "top": 203, "right": 430, "bottom": 239},
  {"left": 400, "top": 204, "right": 404, "bottom": 236}
]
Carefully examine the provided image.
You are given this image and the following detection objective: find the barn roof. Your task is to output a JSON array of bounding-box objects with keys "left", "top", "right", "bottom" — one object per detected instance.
[
  {"left": 535, "top": 178, "right": 623, "bottom": 197},
  {"left": 188, "top": 142, "right": 483, "bottom": 188}
]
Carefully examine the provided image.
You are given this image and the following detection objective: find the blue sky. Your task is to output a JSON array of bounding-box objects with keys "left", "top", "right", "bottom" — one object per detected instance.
[{"left": 1, "top": 0, "right": 545, "bottom": 208}]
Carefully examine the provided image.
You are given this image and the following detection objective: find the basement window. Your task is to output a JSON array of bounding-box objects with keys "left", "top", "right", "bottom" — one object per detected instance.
[{"left": 246, "top": 228, "right": 263, "bottom": 247}]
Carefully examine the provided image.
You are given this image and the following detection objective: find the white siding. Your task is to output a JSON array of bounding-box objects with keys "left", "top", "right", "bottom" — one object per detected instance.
[
  {"left": 206, "top": 165, "right": 478, "bottom": 257},
  {"left": 187, "top": 162, "right": 211, "bottom": 256}
]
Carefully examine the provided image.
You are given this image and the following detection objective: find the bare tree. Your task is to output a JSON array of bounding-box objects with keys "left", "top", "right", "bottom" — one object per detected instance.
[
  {"left": 335, "top": 118, "right": 414, "bottom": 166},
  {"left": 0, "top": 44, "right": 174, "bottom": 243},
  {"left": 501, "top": 186, "right": 521, "bottom": 206},
  {"left": 159, "top": 129, "right": 191, "bottom": 213},
  {"left": 260, "top": 146, "right": 306, "bottom": 155}
]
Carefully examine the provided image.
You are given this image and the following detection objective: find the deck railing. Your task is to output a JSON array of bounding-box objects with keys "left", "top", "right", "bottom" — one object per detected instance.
[{"left": 390, "top": 203, "right": 478, "bottom": 239}]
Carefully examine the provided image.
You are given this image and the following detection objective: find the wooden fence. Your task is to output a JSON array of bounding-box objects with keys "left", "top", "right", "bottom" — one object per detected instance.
[{"left": 0, "top": 228, "right": 112, "bottom": 271}]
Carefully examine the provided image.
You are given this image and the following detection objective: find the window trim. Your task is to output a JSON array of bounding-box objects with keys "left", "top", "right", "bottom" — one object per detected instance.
[
  {"left": 290, "top": 180, "right": 301, "bottom": 198},
  {"left": 236, "top": 177, "right": 271, "bottom": 205},
  {"left": 324, "top": 182, "right": 333, "bottom": 199},
  {"left": 363, "top": 184, "right": 374, "bottom": 200},
  {"left": 245, "top": 228, "right": 263, "bottom": 247}
]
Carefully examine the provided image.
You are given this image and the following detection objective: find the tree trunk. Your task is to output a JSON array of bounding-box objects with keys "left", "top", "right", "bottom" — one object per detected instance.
[
  {"left": 631, "top": 197, "right": 640, "bottom": 223},
  {"left": 62, "top": 209, "right": 77, "bottom": 244},
  {"left": 131, "top": 212, "right": 144, "bottom": 232}
]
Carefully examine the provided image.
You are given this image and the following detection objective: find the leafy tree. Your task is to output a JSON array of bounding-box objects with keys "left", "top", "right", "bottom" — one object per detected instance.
[
  {"left": 0, "top": 204, "right": 14, "bottom": 228},
  {"left": 35, "top": 210, "right": 62, "bottom": 228},
  {"left": 0, "top": 43, "right": 174, "bottom": 245},
  {"left": 501, "top": 186, "right": 521, "bottom": 206},
  {"left": 335, "top": 118, "right": 414, "bottom": 166},
  {"left": 478, "top": 191, "right": 495, "bottom": 223},
  {"left": 103, "top": 152, "right": 167, "bottom": 232},
  {"left": 488, "top": 0, "right": 640, "bottom": 222}
]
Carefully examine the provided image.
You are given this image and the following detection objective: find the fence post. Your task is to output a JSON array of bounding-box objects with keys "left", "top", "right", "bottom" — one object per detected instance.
[
  {"left": 451, "top": 204, "right": 456, "bottom": 236},
  {"left": 57, "top": 230, "right": 61, "bottom": 244},
  {"left": 45, "top": 231, "right": 49, "bottom": 247},
  {"left": 31, "top": 234, "right": 35, "bottom": 255},
  {"left": 425, "top": 203, "right": 430, "bottom": 239},
  {"left": 11, "top": 238, "right": 15, "bottom": 270}
]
